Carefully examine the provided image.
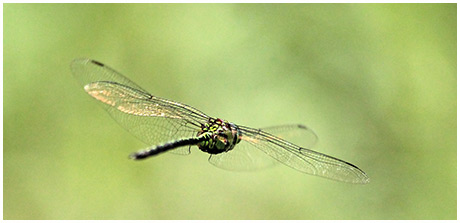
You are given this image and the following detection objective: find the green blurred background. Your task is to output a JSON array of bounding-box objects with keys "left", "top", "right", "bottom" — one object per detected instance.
[{"left": 4, "top": 3, "right": 456, "bottom": 220}]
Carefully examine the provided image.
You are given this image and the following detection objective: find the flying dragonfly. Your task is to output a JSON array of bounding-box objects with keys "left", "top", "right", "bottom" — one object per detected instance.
[{"left": 71, "top": 58, "right": 369, "bottom": 184}]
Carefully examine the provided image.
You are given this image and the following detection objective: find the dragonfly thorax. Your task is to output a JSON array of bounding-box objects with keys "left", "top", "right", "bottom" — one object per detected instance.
[{"left": 197, "top": 118, "right": 241, "bottom": 154}]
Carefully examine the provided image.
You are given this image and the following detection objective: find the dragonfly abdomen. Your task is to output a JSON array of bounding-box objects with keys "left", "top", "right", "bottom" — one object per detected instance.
[{"left": 130, "top": 136, "right": 205, "bottom": 160}]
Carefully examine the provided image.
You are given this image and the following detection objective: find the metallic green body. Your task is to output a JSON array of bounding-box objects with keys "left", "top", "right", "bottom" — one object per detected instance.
[{"left": 197, "top": 118, "right": 241, "bottom": 154}]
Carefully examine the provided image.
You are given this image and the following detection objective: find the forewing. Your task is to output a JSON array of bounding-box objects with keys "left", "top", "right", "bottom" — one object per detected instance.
[
  {"left": 208, "top": 124, "right": 314, "bottom": 171},
  {"left": 238, "top": 125, "right": 370, "bottom": 184},
  {"left": 71, "top": 58, "right": 209, "bottom": 148}
]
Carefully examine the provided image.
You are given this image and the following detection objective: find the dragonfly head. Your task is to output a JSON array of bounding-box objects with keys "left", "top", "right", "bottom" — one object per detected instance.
[{"left": 197, "top": 118, "right": 241, "bottom": 154}]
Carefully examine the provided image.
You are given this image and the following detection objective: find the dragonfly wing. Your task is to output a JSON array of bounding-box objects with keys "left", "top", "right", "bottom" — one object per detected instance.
[
  {"left": 71, "top": 59, "right": 209, "bottom": 149},
  {"left": 208, "top": 124, "right": 315, "bottom": 171},
  {"left": 238, "top": 125, "right": 370, "bottom": 184},
  {"left": 258, "top": 124, "right": 318, "bottom": 149},
  {"left": 71, "top": 58, "right": 147, "bottom": 93},
  {"left": 208, "top": 140, "right": 278, "bottom": 171}
]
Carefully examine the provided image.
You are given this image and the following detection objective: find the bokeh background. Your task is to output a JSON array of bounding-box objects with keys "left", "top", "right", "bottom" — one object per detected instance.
[{"left": 4, "top": 3, "right": 456, "bottom": 220}]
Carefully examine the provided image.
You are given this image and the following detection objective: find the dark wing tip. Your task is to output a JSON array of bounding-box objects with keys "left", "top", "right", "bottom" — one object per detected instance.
[
  {"left": 70, "top": 58, "right": 104, "bottom": 67},
  {"left": 344, "top": 161, "right": 371, "bottom": 184},
  {"left": 91, "top": 60, "right": 105, "bottom": 67},
  {"left": 297, "top": 124, "right": 307, "bottom": 129}
]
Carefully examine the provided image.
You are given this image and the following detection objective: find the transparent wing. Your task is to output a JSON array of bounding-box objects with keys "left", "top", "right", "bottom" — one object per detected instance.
[
  {"left": 257, "top": 124, "right": 318, "bottom": 149},
  {"left": 71, "top": 58, "right": 210, "bottom": 151},
  {"left": 208, "top": 140, "right": 278, "bottom": 171},
  {"left": 208, "top": 124, "right": 317, "bottom": 171},
  {"left": 237, "top": 125, "right": 369, "bottom": 184}
]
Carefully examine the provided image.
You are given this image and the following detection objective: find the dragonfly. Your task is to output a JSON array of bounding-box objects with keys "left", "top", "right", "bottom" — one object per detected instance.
[{"left": 71, "top": 58, "right": 369, "bottom": 184}]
